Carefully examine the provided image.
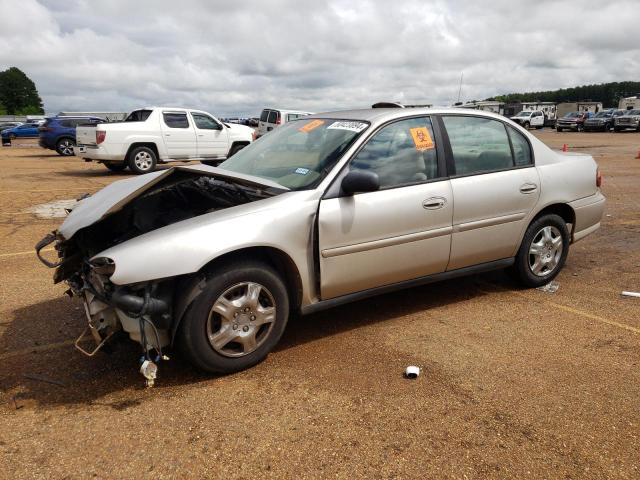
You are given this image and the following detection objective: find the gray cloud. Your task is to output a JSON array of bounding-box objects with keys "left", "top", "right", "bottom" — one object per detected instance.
[{"left": 0, "top": 0, "right": 638, "bottom": 117}]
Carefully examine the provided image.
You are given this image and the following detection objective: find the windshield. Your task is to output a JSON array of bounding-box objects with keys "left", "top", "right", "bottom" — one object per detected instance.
[
  {"left": 564, "top": 112, "right": 580, "bottom": 118},
  {"left": 627, "top": 110, "right": 640, "bottom": 115},
  {"left": 594, "top": 112, "right": 609, "bottom": 118},
  {"left": 515, "top": 111, "right": 531, "bottom": 117},
  {"left": 220, "top": 118, "right": 369, "bottom": 190}
]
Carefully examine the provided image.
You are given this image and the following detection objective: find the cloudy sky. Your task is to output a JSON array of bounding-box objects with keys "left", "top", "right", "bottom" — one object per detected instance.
[{"left": 1, "top": 0, "right": 639, "bottom": 117}]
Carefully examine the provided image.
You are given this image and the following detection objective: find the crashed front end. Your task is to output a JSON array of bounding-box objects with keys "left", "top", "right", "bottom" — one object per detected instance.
[{"left": 36, "top": 166, "right": 282, "bottom": 385}]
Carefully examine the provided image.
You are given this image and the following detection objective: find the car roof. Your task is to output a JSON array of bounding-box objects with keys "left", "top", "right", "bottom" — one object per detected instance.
[{"left": 305, "top": 107, "right": 514, "bottom": 124}]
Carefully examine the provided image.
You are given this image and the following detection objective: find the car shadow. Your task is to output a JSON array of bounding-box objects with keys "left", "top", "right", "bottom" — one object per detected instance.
[{"left": 0, "top": 270, "right": 515, "bottom": 409}]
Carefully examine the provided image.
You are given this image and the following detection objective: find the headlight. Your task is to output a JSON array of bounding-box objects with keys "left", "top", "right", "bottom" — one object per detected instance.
[{"left": 90, "top": 257, "right": 116, "bottom": 276}]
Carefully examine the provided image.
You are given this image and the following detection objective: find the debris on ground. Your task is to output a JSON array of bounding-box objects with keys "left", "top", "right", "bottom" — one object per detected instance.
[
  {"left": 621, "top": 291, "right": 640, "bottom": 298},
  {"left": 404, "top": 366, "right": 420, "bottom": 379},
  {"left": 537, "top": 281, "right": 560, "bottom": 293},
  {"left": 26, "top": 199, "right": 78, "bottom": 219},
  {"left": 23, "top": 373, "right": 66, "bottom": 387}
]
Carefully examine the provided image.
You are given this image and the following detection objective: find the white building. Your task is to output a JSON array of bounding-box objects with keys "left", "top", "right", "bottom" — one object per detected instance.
[
  {"left": 618, "top": 96, "right": 640, "bottom": 110},
  {"left": 457, "top": 100, "right": 505, "bottom": 115}
]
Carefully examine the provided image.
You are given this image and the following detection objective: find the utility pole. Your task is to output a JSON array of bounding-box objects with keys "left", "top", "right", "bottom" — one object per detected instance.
[{"left": 456, "top": 72, "right": 464, "bottom": 104}]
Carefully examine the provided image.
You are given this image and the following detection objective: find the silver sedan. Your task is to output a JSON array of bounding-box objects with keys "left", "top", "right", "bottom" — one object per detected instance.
[{"left": 37, "top": 108, "right": 605, "bottom": 381}]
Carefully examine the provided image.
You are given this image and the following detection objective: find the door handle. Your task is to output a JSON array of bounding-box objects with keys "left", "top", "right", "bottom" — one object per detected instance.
[
  {"left": 197, "top": 134, "right": 204, "bottom": 137},
  {"left": 164, "top": 133, "right": 171, "bottom": 136},
  {"left": 422, "top": 197, "right": 446, "bottom": 210},
  {"left": 519, "top": 183, "right": 538, "bottom": 194}
]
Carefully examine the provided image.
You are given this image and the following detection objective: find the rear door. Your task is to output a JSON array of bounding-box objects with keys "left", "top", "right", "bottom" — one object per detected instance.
[
  {"left": 318, "top": 116, "right": 453, "bottom": 299},
  {"left": 191, "top": 112, "right": 229, "bottom": 159},
  {"left": 160, "top": 111, "right": 197, "bottom": 159},
  {"left": 440, "top": 115, "right": 540, "bottom": 270}
]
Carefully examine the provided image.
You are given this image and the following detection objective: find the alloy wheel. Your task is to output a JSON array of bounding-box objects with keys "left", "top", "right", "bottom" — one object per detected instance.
[
  {"left": 528, "top": 226, "right": 563, "bottom": 277},
  {"left": 59, "top": 139, "right": 74, "bottom": 155},
  {"left": 206, "top": 282, "right": 276, "bottom": 358},
  {"left": 134, "top": 151, "right": 153, "bottom": 171}
]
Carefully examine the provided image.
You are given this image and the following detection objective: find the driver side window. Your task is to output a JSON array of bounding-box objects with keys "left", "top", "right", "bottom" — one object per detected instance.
[{"left": 349, "top": 117, "right": 439, "bottom": 189}]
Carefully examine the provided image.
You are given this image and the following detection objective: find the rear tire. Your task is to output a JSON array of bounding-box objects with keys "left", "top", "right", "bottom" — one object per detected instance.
[
  {"left": 512, "top": 214, "right": 570, "bottom": 288},
  {"left": 128, "top": 146, "right": 157, "bottom": 174},
  {"left": 56, "top": 138, "right": 75, "bottom": 156},
  {"left": 523, "top": 121, "right": 530, "bottom": 129},
  {"left": 104, "top": 162, "right": 128, "bottom": 172},
  {"left": 178, "top": 260, "right": 290, "bottom": 374}
]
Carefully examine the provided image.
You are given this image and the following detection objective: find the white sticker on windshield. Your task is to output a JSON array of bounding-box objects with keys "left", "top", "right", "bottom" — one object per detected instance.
[
  {"left": 327, "top": 121, "right": 368, "bottom": 133},
  {"left": 294, "top": 167, "right": 310, "bottom": 175}
]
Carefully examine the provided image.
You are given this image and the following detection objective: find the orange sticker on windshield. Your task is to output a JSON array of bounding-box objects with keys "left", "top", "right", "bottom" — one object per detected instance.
[
  {"left": 299, "top": 119, "right": 324, "bottom": 133},
  {"left": 409, "top": 127, "right": 434, "bottom": 151}
]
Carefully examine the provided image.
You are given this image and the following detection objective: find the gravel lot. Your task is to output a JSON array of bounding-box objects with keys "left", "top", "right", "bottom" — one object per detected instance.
[{"left": 1, "top": 131, "right": 639, "bottom": 479}]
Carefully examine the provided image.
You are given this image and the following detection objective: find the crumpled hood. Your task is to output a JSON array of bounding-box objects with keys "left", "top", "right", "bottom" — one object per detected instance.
[{"left": 58, "top": 165, "right": 287, "bottom": 240}]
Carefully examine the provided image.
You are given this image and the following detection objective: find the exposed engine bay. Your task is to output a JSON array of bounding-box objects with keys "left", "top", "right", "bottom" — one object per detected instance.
[{"left": 36, "top": 168, "right": 280, "bottom": 385}]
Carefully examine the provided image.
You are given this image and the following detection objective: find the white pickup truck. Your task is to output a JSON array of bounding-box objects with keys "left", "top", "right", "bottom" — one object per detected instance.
[{"left": 74, "top": 107, "right": 255, "bottom": 174}]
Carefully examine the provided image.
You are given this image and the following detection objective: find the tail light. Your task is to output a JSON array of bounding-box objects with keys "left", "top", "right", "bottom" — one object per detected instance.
[
  {"left": 275, "top": 113, "right": 281, "bottom": 125},
  {"left": 252, "top": 130, "right": 257, "bottom": 141},
  {"left": 96, "top": 130, "right": 106, "bottom": 144},
  {"left": 596, "top": 167, "right": 602, "bottom": 188},
  {"left": 39, "top": 127, "right": 52, "bottom": 132}
]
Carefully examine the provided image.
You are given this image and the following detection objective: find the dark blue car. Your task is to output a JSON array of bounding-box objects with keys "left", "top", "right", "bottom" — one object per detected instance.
[
  {"left": 39, "top": 116, "right": 104, "bottom": 156},
  {"left": 1, "top": 123, "right": 40, "bottom": 140}
]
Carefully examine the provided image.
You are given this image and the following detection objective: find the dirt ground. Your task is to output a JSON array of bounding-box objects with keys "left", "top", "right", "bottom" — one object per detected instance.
[{"left": 0, "top": 131, "right": 639, "bottom": 479}]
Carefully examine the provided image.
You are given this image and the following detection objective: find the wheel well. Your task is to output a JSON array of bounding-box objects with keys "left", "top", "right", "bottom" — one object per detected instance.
[
  {"left": 231, "top": 141, "right": 250, "bottom": 151},
  {"left": 170, "top": 246, "right": 303, "bottom": 344},
  {"left": 56, "top": 136, "right": 74, "bottom": 144},
  {"left": 200, "top": 247, "right": 303, "bottom": 311},
  {"left": 126, "top": 142, "right": 159, "bottom": 161},
  {"left": 533, "top": 203, "right": 576, "bottom": 232}
]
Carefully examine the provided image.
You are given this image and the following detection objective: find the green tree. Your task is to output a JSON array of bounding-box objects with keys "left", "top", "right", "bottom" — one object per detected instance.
[
  {"left": 490, "top": 81, "right": 640, "bottom": 107},
  {"left": 0, "top": 67, "right": 44, "bottom": 115}
]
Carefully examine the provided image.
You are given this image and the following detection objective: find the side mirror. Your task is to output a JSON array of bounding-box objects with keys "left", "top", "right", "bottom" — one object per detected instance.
[{"left": 341, "top": 170, "right": 380, "bottom": 195}]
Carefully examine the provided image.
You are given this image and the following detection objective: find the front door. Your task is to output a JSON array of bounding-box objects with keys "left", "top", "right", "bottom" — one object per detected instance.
[
  {"left": 440, "top": 115, "right": 540, "bottom": 270},
  {"left": 318, "top": 116, "right": 453, "bottom": 299},
  {"left": 160, "top": 111, "right": 197, "bottom": 159},
  {"left": 191, "top": 112, "right": 229, "bottom": 159}
]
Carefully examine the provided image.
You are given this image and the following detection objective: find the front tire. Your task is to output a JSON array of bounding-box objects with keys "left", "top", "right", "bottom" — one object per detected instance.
[
  {"left": 513, "top": 214, "right": 570, "bottom": 288},
  {"left": 128, "top": 146, "right": 157, "bottom": 174},
  {"left": 179, "top": 260, "right": 290, "bottom": 374},
  {"left": 523, "top": 121, "right": 530, "bottom": 129},
  {"left": 56, "top": 138, "right": 75, "bottom": 156}
]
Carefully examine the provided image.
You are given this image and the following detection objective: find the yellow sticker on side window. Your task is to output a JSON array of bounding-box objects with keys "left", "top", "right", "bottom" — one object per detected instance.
[
  {"left": 299, "top": 119, "right": 325, "bottom": 133},
  {"left": 409, "top": 127, "right": 435, "bottom": 151}
]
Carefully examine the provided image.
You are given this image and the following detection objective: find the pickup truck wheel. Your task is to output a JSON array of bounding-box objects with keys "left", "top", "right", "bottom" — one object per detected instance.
[
  {"left": 523, "top": 121, "right": 530, "bottom": 129},
  {"left": 178, "top": 260, "right": 289, "bottom": 374},
  {"left": 513, "top": 214, "right": 570, "bottom": 288},
  {"left": 56, "top": 138, "right": 75, "bottom": 156},
  {"left": 128, "top": 146, "right": 157, "bottom": 174},
  {"left": 104, "top": 162, "right": 128, "bottom": 172},
  {"left": 556, "top": 127, "right": 562, "bottom": 132}
]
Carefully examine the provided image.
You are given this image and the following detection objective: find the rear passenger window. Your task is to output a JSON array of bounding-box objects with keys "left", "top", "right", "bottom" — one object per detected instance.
[
  {"left": 163, "top": 112, "right": 189, "bottom": 129},
  {"left": 260, "top": 110, "right": 269, "bottom": 122},
  {"left": 350, "top": 117, "right": 439, "bottom": 189},
  {"left": 442, "top": 116, "right": 513, "bottom": 175},
  {"left": 507, "top": 126, "right": 533, "bottom": 166},
  {"left": 267, "top": 111, "right": 278, "bottom": 124}
]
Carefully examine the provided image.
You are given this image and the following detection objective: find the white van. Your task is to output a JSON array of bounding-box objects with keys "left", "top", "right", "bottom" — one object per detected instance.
[{"left": 257, "top": 108, "right": 313, "bottom": 137}]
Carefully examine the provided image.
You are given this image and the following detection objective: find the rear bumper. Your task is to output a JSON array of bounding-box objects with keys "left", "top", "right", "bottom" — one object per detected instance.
[
  {"left": 74, "top": 144, "right": 125, "bottom": 162},
  {"left": 570, "top": 191, "right": 606, "bottom": 243}
]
